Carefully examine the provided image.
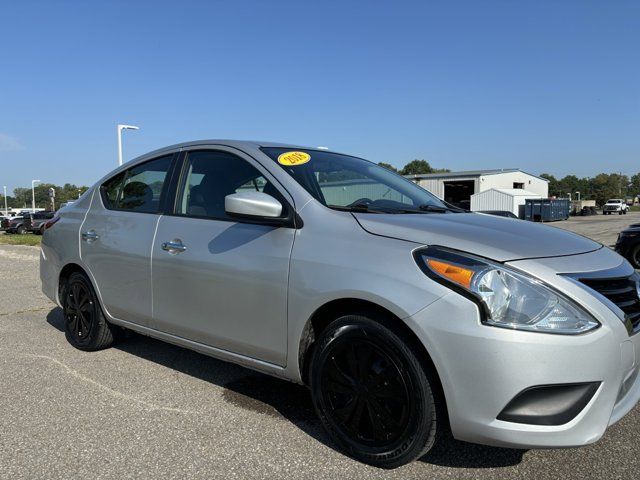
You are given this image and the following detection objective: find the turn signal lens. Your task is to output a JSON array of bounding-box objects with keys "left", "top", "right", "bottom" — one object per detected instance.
[{"left": 426, "top": 259, "right": 475, "bottom": 289}]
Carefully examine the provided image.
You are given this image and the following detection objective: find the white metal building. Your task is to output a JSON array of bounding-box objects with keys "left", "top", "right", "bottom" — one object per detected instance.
[
  {"left": 405, "top": 169, "right": 549, "bottom": 208},
  {"left": 470, "top": 188, "right": 542, "bottom": 217}
]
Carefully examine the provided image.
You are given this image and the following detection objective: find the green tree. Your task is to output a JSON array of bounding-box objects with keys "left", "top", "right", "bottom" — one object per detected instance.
[
  {"left": 377, "top": 162, "right": 398, "bottom": 172},
  {"left": 630, "top": 172, "right": 640, "bottom": 199},
  {"left": 400, "top": 159, "right": 439, "bottom": 176}
]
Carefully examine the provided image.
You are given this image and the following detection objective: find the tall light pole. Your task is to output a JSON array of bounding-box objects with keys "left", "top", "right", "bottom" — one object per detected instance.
[
  {"left": 117, "top": 124, "right": 140, "bottom": 166},
  {"left": 31, "top": 179, "right": 41, "bottom": 212},
  {"left": 2, "top": 186, "right": 7, "bottom": 216}
]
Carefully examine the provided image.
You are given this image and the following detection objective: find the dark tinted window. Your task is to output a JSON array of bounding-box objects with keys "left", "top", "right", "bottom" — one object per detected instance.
[
  {"left": 102, "top": 172, "right": 126, "bottom": 209},
  {"left": 179, "top": 150, "right": 276, "bottom": 220},
  {"left": 101, "top": 155, "right": 172, "bottom": 213}
]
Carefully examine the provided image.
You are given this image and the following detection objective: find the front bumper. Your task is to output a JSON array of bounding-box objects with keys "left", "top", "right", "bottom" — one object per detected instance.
[{"left": 404, "top": 248, "right": 640, "bottom": 449}]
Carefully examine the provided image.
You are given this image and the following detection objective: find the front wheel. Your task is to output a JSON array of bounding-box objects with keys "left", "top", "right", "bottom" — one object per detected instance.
[
  {"left": 16, "top": 225, "right": 25, "bottom": 234},
  {"left": 62, "top": 272, "right": 115, "bottom": 351},
  {"left": 630, "top": 244, "right": 640, "bottom": 269},
  {"left": 310, "top": 315, "right": 439, "bottom": 468}
]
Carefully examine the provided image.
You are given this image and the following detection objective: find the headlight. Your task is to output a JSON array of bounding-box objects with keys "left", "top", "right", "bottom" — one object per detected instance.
[{"left": 414, "top": 247, "right": 600, "bottom": 334}]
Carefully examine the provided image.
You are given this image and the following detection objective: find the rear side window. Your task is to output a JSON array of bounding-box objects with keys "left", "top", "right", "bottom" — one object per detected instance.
[{"left": 101, "top": 155, "right": 173, "bottom": 213}]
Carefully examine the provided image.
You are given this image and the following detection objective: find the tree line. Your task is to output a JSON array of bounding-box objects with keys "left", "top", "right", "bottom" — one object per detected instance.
[
  {"left": 540, "top": 173, "right": 640, "bottom": 206},
  {"left": 1, "top": 183, "right": 89, "bottom": 210}
]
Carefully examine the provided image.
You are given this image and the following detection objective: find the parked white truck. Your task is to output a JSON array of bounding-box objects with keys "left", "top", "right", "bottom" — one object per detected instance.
[{"left": 603, "top": 199, "right": 629, "bottom": 215}]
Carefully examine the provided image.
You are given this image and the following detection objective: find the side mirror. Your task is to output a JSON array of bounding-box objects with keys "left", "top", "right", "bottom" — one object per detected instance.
[{"left": 225, "top": 191, "right": 283, "bottom": 219}]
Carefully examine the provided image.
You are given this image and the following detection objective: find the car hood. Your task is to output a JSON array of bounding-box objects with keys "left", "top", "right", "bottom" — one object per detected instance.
[{"left": 353, "top": 212, "right": 602, "bottom": 262}]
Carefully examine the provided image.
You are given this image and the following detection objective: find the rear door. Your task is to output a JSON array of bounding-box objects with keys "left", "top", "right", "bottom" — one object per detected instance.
[
  {"left": 150, "top": 147, "right": 296, "bottom": 365},
  {"left": 80, "top": 154, "right": 176, "bottom": 326}
]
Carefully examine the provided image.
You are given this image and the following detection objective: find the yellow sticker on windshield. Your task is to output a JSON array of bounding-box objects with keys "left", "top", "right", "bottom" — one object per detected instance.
[{"left": 278, "top": 151, "right": 311, "bottom": 166}]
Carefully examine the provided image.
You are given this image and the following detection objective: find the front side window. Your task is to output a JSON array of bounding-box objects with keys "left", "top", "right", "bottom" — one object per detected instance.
[
  {"left": 101, "top": 155, "right": 173, "bottom": 213},
  {"left": 261, "top": 148, "right": 448, "bottom": 213},
  {"left": 178, "top": 150, "right": 279, "bottom": 220}
]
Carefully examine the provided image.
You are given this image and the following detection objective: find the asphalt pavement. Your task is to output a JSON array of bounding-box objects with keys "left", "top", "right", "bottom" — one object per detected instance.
[{"left": 1, "top": 216, "right": 639, "bottom": 479}]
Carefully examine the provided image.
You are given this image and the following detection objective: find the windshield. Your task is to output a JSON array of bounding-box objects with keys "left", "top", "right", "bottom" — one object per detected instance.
[{"left": 261, "top": 148, "right": 449, "bottom": 213}]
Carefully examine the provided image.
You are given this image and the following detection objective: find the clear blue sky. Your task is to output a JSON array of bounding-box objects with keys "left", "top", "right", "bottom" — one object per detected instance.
[{"left": 1, "top": 0, "right": 638, "bottom": 194}]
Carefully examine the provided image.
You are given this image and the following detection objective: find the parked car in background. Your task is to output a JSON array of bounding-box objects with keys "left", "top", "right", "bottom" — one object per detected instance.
[
  {"left": 0, "top": 216, "right": 10, "bottom": 231},
  {"left": 616, "top": 223, "right": 640, "bottom": 268},
  {"left": 5, "top": 215, "right": 27, "bottom": 234},
  {"left": 26, "top": 211, "right": 55, "bottom": 234},
  {"left": 41, "top": 140, "right": 640, "bottom": 468},
  {"left": 603, "top": 199, "right": 629, "bottom": 215},
  {"left": 477, "top": 210, "right": 519, "bottom": 219}
]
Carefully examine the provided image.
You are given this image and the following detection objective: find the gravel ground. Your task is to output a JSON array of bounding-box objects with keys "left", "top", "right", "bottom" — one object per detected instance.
[
  {"left": 1, "top": 214, "right": 639, "bottom": 479},
  {"left": 548, "top": 211, "right": 640, "bottom": 247}
]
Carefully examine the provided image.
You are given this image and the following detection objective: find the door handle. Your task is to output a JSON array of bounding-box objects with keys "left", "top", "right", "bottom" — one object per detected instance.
[
  {"left": 81, "top": 230, "right": 99, "bottom": 242},
  {"left": 161, "top": 240, "right": 187, "bottom": 254}
]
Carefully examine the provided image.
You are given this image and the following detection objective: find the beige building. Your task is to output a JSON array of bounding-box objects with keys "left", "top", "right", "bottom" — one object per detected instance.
[{"left": 405, "top": 169, "right": 549, "bottom": 209}]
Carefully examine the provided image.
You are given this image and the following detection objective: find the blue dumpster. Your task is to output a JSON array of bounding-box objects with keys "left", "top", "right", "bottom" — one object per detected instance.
[{"left": 524, "top": 199, "right": 571, "bottom": 222}]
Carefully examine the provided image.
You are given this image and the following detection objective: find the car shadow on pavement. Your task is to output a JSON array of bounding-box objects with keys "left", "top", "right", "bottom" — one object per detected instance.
[{"left": 46, "top": 307, "right": 524, "bottom": 469}]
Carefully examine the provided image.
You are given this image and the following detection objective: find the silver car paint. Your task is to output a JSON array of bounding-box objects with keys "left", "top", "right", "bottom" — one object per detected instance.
[
  {"left": 225, "top": 191, "right": 283, "bottom": 218},
  {"left": 40, "top": 139, "right": 640, "bottom": 450},
  {"left": 354, "top": 212, "right": 601, "bottom": 262},
  {"left": 79, "top": 188, "right": 159, "bottom": 326}
]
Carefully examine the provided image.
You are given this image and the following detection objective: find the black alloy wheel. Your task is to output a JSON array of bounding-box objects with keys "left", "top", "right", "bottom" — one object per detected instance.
[
  {"left": 63, "top": 272, "right": 115, "bottom": 351},
  {"left": 310, "top": 315, "right": 439, "bottom": 468},
  {"left": 65, "top": 281, "right": 94, "bottom": 340}
]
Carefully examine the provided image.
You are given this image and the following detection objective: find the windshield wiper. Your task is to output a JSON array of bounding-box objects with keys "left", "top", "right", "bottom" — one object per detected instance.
[
  {"left": 417, "top": 204, "right": 449, "bottom": 213},
  {"left": 329, "top": 204, "right": 386, "bottom": 214}
]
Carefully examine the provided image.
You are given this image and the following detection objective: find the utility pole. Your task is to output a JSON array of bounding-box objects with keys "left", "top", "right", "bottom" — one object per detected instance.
[
  {"left": 117, "top": 124, "right": 140, "bottom": 165},
  {"left": 31, "top": 179, "right": 41, "bottom": 212}
]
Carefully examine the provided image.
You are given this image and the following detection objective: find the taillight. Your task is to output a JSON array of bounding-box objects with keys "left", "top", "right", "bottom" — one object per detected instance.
[{"left": 44, "top": 216, "right": 60, "bottom": 231}]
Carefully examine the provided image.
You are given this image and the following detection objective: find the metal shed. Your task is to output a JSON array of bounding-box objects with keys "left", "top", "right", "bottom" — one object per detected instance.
[{"left": 470, "top": 188, "right": 542, "bottom": 218}]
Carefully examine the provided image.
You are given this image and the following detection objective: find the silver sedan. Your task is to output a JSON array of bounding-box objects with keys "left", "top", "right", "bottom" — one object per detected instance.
[{"left": 40, "top": 140, "right": 640, "bottom": 468}]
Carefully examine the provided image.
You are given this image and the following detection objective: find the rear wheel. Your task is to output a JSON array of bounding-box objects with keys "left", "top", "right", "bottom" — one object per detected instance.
[
  {"left": 62, "top": 272, "right": 115, "bottom": 351},
  {"left": 310, "top": 315, "right": 439, "bottom": 468},
  {"left": 16, "top": 225, "right": 25, "bottom": 234}
]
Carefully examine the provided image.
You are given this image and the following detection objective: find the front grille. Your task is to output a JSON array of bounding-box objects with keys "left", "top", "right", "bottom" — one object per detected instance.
[{"left": 580, "top": 276, "right": 640, "bottom": 333}]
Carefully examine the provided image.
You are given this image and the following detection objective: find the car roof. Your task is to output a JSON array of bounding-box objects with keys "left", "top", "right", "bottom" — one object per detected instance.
[{"left": 130, "top": 139, "right": 331, "bottom": 162}]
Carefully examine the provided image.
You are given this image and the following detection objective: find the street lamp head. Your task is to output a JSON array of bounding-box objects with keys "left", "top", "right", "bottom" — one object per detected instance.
[{"left": 118, "top": 124, "right": 140, "bottom": 131}]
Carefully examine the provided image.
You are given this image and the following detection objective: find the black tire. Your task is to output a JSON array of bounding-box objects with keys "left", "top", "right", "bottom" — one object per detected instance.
[
  {"left": 62, "top": 271, "right": 115, "bottom": 351},
  {"left": 630, "top": 244, "right": 640, "bottom": 269},
  {"left": 623, "top": 210, "right": 627, "bottom": 215},
  {"left": 619, "top": 211, "right": 623, "bottom": 215},
  {"left": 310, "top": 315, "right": 439, "bottom": 468},
  {"left": 38, "top": 225, "right": 45, "bottom": 235},
  {"left": 16, "top": 225, "right": 25, "bottom": 234}
]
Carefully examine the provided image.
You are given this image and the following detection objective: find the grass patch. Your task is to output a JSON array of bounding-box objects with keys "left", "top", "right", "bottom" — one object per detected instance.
[{"left": 0, "top": 233, "right": 42, "bottom": 246}]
